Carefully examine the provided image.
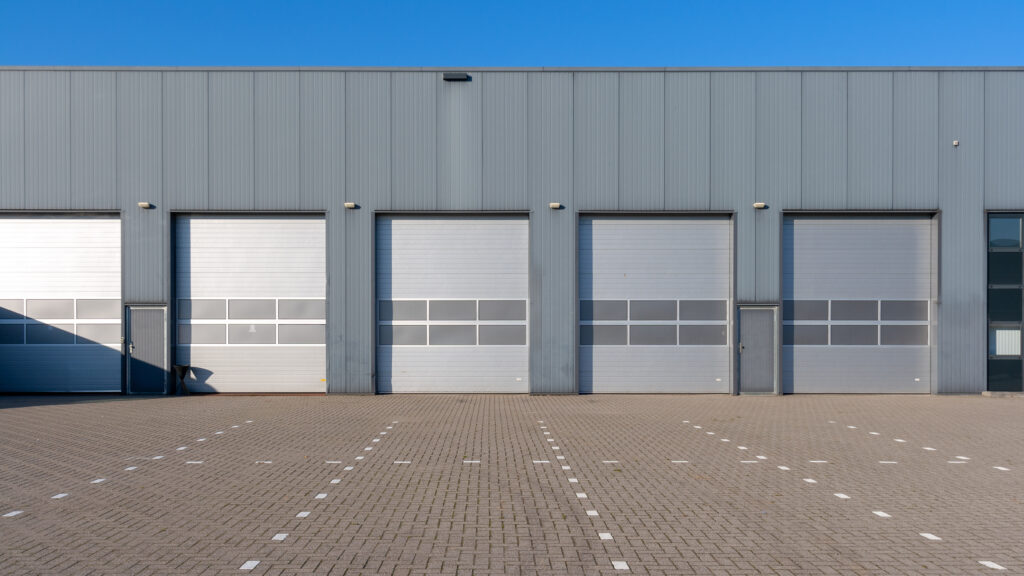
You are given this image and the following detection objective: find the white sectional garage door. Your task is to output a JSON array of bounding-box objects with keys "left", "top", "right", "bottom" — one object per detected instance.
[
  {"left": 375, "top": 216, "right": 529, "bottom": 393},
  {"left": 175, "top": 216, "right": 326, "bottom": 393},
  {"left": 0, "top": 217, "right": 122, "bottom": 392},
  {"left": 579, "top": 216, "right": 732, "bottom": 393},
  {"left": 783, "top": 216, "right": 934, "bottom": 393}
]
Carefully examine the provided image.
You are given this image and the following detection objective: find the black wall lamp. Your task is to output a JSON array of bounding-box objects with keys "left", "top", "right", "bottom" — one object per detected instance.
[{"left": 443, "top": 72, "right": 471, "bottom": 82}]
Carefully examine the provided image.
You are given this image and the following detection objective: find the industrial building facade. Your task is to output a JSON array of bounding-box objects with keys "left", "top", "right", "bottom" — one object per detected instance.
[{"left": 0, "top": 67, "right": 1021, "bottom": 395}]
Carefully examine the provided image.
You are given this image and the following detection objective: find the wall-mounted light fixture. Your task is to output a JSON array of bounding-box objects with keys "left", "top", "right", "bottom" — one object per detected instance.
[
  {"left": 343, "top": 202, "right": 358, "bottom": 209},
  {"left": 752, "top": 202, "right": 767, "bottom": 210},
  {"left": 442, "top": 72, "right": 471, "bottom": 82},
  {"left": 953, "top": 139, "right": 959, "bottom": 147},
  {"left": 549, "top": 202, "right": 563, "bottom": 210},
  {"left": 137, "top": 202, "right": 153, "bottom": 209}
]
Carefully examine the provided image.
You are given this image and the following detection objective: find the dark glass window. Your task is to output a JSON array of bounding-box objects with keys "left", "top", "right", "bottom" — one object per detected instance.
[
  {"left": 988, "top": 359, "right": 1023, "bottom": 392},
  {"left": 989, "top": 216, "right": 1021, "bottom": 248},
  {"left": 988, "top": 288, "right": 1023, "bottom": 322},
  {"left": 988, "top": 252, "right": 1023, "bottom": 286}
]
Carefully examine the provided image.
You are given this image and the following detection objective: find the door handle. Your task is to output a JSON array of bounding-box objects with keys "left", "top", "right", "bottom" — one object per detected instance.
[
  {"left": 738, "top": 342, "right": 744, "bottom": 354},
  {"left": 128, "top": 342, "right": 135, "bottom": 354}
]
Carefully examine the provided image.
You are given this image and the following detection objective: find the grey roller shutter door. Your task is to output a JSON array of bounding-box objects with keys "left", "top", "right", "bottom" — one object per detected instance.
[
  {"left": 0, "top": 217, "right": 122, "bottom": 392},
  {"left": 175, "top": 216, "right": 326, "bottom": 393},
  {"left": 579, "top": 217, "right": 732, "bottom": 393},
  {"left": 782, "top": 216, "right": 933, "bottom": 393},
  {"left": 376, "top": 216, "right": 529, "bottom": 393}
]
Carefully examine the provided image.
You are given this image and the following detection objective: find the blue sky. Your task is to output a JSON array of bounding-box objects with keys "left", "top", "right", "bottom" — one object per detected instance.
[{"left": 1, "top": 0, "right": 1022, "bottom": 66}]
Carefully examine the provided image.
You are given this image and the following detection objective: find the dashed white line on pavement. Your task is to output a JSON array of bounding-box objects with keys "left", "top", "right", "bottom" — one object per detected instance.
[
  {"left": 91, "top": 478, "right": 106, "bottom": 484},
  {"left": 738, "top": 446, "right": 747, "bottom": 450},
  {"left": 803, "top": 479, "right": 817, "bottom": 484},
  {"left": 879, "top": 461, "right": 898, "bottom": 464},
  {"left": 576, "top": 493, "right": 587, "bottom": 499},
  {"left": 363, "top": 447, "right": 373, "bottom": 451},
  {"left": 612, "top": 560, "right": 630, "bottom": 570},
  {"left": 394, "top": 461, "right": 411, "bottom": 464},
  {"left": 956, "top": 456, "right": 970, "bottom": 460},
  {"left": 240, "top": 560, "right": 260, "bottom": 570},
  {"left": 231, "top": 425, "right": 239, "bottom": 428},
  {"left": 602, "top": 460, "right": 618, "bottom": 464},
  {"left": 562, "top": 466, "right": 571, "bottom": 470},
  {"left": 586, "top": 510, "right": 599, "bottom": 516},
  {"left": 923, "top": 447, "right": 936, "bottom": 451},
  {"left": 51, "top": 493, "right": 68, "bottom": 499},
  {"left": 809, "top": 460, "right": 827, "bottom": 463},
  {"left": 920, "top": 533, "right": 941, "bottom": 541},
  {"left": 325, "top": 460, "right": 342, "bottom": 464},
  {"left": 215, "top": 431, "right": 224, "bottom": 435},
  {"left": 979, "top": 561, "right": 1006, "bottom": 570},
  {"left": 671, "top": 460, "right": 689, "bottom": 464},
  {"left": 344, "top": 466, "right": 354, "bottom": 471},
  {"left": 599, "top": 532, "right": 613, "bottom": 540},
  {"left": 720, "top": 438, "right": 729, "bottom": 442},
  {"left": 872, "top": 511, "right": 891, "bottom": 518},
  {"left": 834, "top": 493, "right": 850, "bottom": 499},
  {"left": 778, "top": 466, "right": 790, "bottom": 470},
  {"left": 706, "top": 432, "right": 715, "bottom": 435},
  {"left": 532, "top": 460, "right": 549, "bottom": 464},
  {"left": 568, "top": 478, "right": 578, "bottom": 483},
  {"left": 296, "top": 511, "right": 310, "bottom": 518},
  {"left": 314, "top": 493, "right": 327, "bottom": 500},
  {"left": 552, "top": 447, "right": 560, "bottom": 450},
  {"left": 547, "top": 439, "right": 555, "bottom": 442},
  {"left": 463, "top": 460, "right": 480, "bottom": 464},
  {"left": 3, "top": 511, "right": 23, "bottom": 517},
  {"left": 355, "top": 456, "right": 364, "bottom": 460},
  {"left": 271, "top": 533, "right": 287, "bottom": 541},
  {"left": 245, "top": 420, "right": 253, "bottom": 423},
  {"left": 186, "top": 461, "right": 204, "bottom": 464},
  {"left": 869, "top": 432, "right": 880, "bottom": 435},
  {"left": 176, "top": 447, "right": 188, "bottom": 451},
  {"left": 386, "top": 426, "right": 393, "bottom": 430},
  {"left": 330, "top": 479, "right": 341, "bottom": 484},
  {"left": 756, "top": 455, "right": 767, "bottom": 460},
  {"left": 895, "top": 439, "right": 907, "bottom": 443},
  {"left": 371, "top": 438, "right": 380, "bottom": 443},
  {"left": 197, "top": 438, "right": 206, "bottom": 442},
  {"left": 124, "top": 466, "right": 137, "bottom": 471},
  {"left": 740, "top": 460, "right": 759, "bottom": 463},
  {"left": 994, "top": 466, "right": 1010, "bottom": 471},
  {"left": 255, "top": 460, "right": 271, "bottom": 464},
  {"left": 693, "top": 426, "right": 702, "bottom": 429},
  {"left": 947, "top": 461, "right": 967, "bottom": 464},
  {"left": 152, "top": 456, "right": 164, "bottom": 460},
  {"left": 828, "top": 420, "right": 836, "bottom": 423},
  {"left": 847, "top": 426, "right": 857, "bottom": 429},
  {"left": 556, "top": 456, "right": 565, "bottom": 460}
]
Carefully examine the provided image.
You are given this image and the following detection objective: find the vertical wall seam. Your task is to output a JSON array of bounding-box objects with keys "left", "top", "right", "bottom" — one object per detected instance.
[
  {"left": 707, "top": 73, "right": 712, "bottom": 210},
  {"left": 206, "top": 71, "right": 210, "bottom": 209},
  {"left": 67, "top": 72, "right": 72, "bottom": 207}
]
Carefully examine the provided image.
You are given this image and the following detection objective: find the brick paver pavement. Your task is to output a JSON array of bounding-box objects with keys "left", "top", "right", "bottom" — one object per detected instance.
[{"left": 0, "top": 394, "right": 1021, "bottom": 575}]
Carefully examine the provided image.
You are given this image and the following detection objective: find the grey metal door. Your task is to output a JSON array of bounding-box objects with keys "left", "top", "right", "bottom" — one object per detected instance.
[
  {"left": 739, "top": 307, "right": 776, "bottom": 394},
  {"left": 127, "top": 306, "right": 166, "bottom": 394}
]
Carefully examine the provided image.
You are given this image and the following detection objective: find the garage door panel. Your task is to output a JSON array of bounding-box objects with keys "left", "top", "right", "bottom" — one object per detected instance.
[
  {"left": 376, "top": 347, "right": 528, "bottom": 393},
  {"left": 177, "top": 347, "right": 325, "bottom": 393},
  {"left": 375, "top": 216, "right": 529, "bottom": 393},
  {"left": 0, "top": 217, "right": 122, "bottom": 392},
  {"left": 783, "top": 347, "right": 930, "bottom": 393},
  {"left": 783, "top": 216, "right": 934, "bottom": 393},
  {"left": 580, "top": 347, "right": 730, "bottom": 394},
  {"left": 175, "top": 216, "right": 326, "bottom": 392},
  {"left": 579, "top": 216, "right": 733, "bottom": 393}
]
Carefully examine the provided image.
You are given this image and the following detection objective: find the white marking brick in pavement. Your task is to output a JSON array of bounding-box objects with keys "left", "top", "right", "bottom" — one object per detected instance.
[
  {"left": 847, "top": 426, "right": 857, "bottom": 429},
  {"left": 586, "top": 510, "right": 599, "bottom": 516},
  {"left": 694, "top": 426, "right": 701, "bottom": 429},
  {"left": 186, "top": 461, "right": 204, "bottom": 464},
  {"left": 979, "top": 561, "right": 1006, "bottom": 570},
  {"left": 956, "top": 456, "right": 970, "bottom": 460},
  {"left": 272, "top": 533, "right": 287, "bottom": 541},
  {"left": 330, "top": 479, "right": 340, "bottom": 484},
  {"left": 569, "top": 478, "right": 579, "bottom": 483},
  {"left": 355, "top": 456, "right": 364, "bottom": 460},
  {"left": 756, "top": 456, "right": 767, "bottom": 460},
  {"left": 556, "top": 456, "right": 565, "bottom": 460},
  {"left": 920, "top": 533, "right": 941, "bottom": 540},
  {"left": 246, "top": 420, "right": 253, "bottom": 423},
  {"left": 895, "top": 439, "right": 906, "bottom": 443},
  {"left": 562, "top": 466, "right": 571, "bottom": 470},
  {"left": 325, "top": 460, "right": 342, "bottom": 464},
  {"left": 372, "top": 438, "right": 380, "bottom": 442},
  {"left": 738, "top": 446, "right": 747, "bottom": 450},
  {"left": 296, "top": 511, "right": 310, "bottom": 518},
  {"left": 870, "top": 432, "right": 880, "bottom": 435},
  {"left": 176, "top": 447, "right": 187, "bottom": 451},
  {"left": 344, "top": 466, "right": 354, "bottom": 471},
  {"left": 394, "top": 461, "right": 411, "bottom": 464},
  {"left": 3, "top": 511, "right": 23, "bottom": 517},
  {"left": 994, "top": 466, "right": 1010, "bottom": 471},
  {"left": 741, "top": 460, "right": 758, "bottom": 463},
  {"left": 215, "top": 431, "right": 224, "bottom": 435},
  {"left": 197, "top": 438, "right": 206, "bottom": 442},
  {"left": 721, "top": 438, "right": 729, "bottom": 442},
  {"left": 255, "top": 460, "right": 271, "bottom": 464},
  {"left": 834, "top": 493, "right": 850, "bottom": 499},
  {"left": 809, "top": 460, "right": 827, "bottom": 463},
  {"left": 778, "top": 466, "right": 790, "bottom": 470},
  {"left": 671, "top": 460, "right": 689, "bottom": 464},
  {"left": 364, "top": 447, "right": 373, "bottom": 451},
  {"left": 873, "top": 511, "right": 891, "bottom": 518},
  {"left": 923, "top": 447, "right": 936, "bottom": 451},
  {"left": 706, "top": 432, "right": 715, "bottom": 435},
  {"left": 533, "top": 460, "right": 549, "bottom": 464},
  {"left": 879, "top": 461, "right": 898, "bottom": 464},
  {"left": 463, "top": 460, "right": 480, "bottom": 464},
  {"left": 231, "top": 425, "right": 239, "bottom": 428},
  {"left": 240, "top": 560, "right": 260, "bottom": 570},
  {"left": 599, "top": 533, "right": 613, "bottom": 540},
  {"left": 152, "top": 456, "right": 164, "bottom": 460},
  {"left": 602, "top": 460, "right": 618, "bottom": 464},
  {"left": 947, "top": 461, "right": 967, "bottom": 464},
  {"left": 52, "top": 493, "right": 68, "bottom": 499},
  {"left": 124, "top": 466, "right": 137, "bottom": 471},
  {"left": 576, "top": 493, "right": 587, "bottom": 499},
  {"left": 91, "top": 479, "right": 105, "bottom": 484},
  {"left": 315, "top": 493, "right": 327, "bottom": 500},
  {"left": 803, "top": 479, "right": 817, "bottom": 484},
  {"left": 612, "top": 560, "right": 630, "bottom": 570}
]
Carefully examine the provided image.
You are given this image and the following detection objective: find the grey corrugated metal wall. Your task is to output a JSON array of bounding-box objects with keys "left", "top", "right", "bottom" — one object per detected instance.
[{"left": 1, "top": 67, "right": 1022, "bottom": 394}]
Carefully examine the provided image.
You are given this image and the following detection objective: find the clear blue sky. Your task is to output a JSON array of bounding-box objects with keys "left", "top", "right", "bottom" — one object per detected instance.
[{"left": 1, "top": 0, "right": 1022, "bottom": 67}]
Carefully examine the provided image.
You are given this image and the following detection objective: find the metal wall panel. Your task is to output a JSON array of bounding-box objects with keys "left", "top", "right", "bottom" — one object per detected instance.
[
  {"left": 391, "top": 72, "right": 436, "bottom": 210},
  {"left": 344, "top": 72, "right": 388, "bottom": 393},
  {"left": 665, "top": 73, "right": 710, "bottom": 210},
  {"left": 802, "top": 72, "right": 847, "bottom": 209},
  {"left": 985, "top": 72, "right": 1024, "bottom": 209},
  {"left": 70, "top": 71, "right": 116, "bottom": 209},
  {"left": 209, "top": 72, "right": 254, "bottom": 210},
  {"left": 24, "top": 71, "right": 70, "bottom": 210},
  {"left": 938, "top": 72, "right": 986, "bottom": 394},
  {"left": 482, "top": 72, "right": 527, "bottom": 210},
  {"left": 163, "top": 72, "right": 208, "bottom": 210},
  {"left": 619, "top": 73, "right": 664, "bottom": 210},
  {"left": 118, "top": 72, "right": 165, "bottom": 304},
  {"left": 893, "top": 72, "right": 939, "bottom": 209},
  {"left": 299, "top": 71, "right": 343, "bottom": 211},
  {"left": 755, "top": 72, "right": 801, "bottom": 303},
  {"left": 847, "top": 72, "right": 893, "bottom": 209},
  {"left": 783, "top": 217, "right": 933, "bottom": 393},
  {"left": 0, "top": 71, "right": 24, "bottom": 208},
  {"left": 528, "top": 72, "right": 575, "bottom": 393},
  {"left": 711, "top": 72, "right": 754, "bottom": 301},
  {"left": 438, "top": 72, "right": 481, "bottom": 210},
  {"left": 574, "top": 73, "right": 618, "bottom": 210},
  {"left": 255, "top": 72, "right": 300, "bottom": 210}
]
